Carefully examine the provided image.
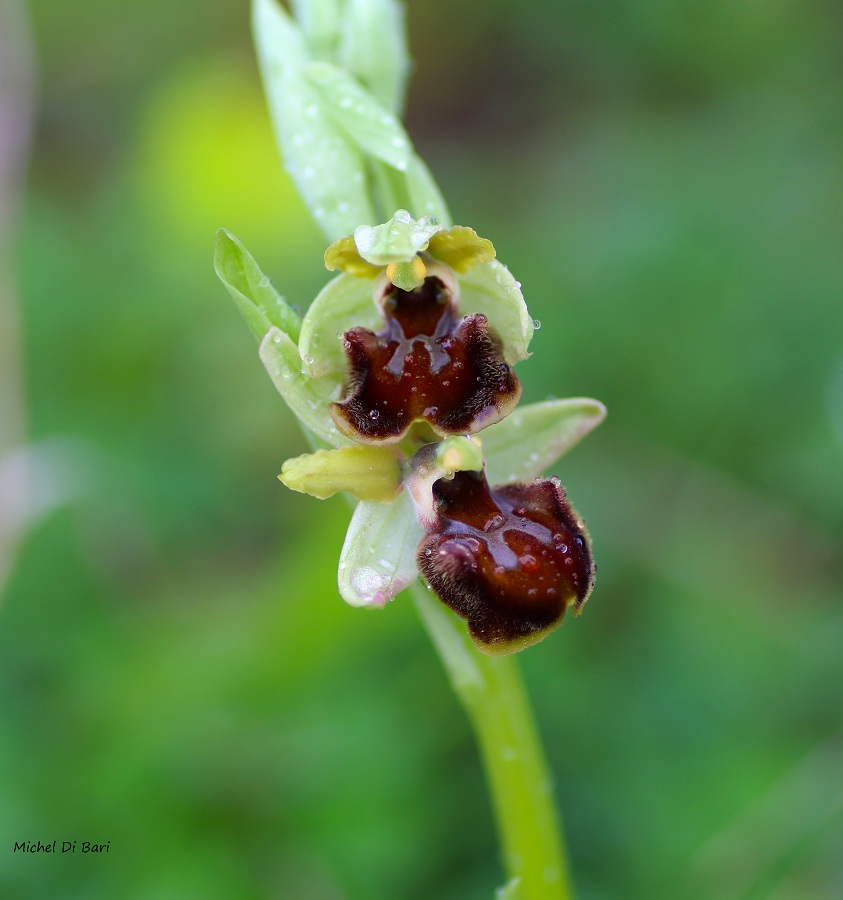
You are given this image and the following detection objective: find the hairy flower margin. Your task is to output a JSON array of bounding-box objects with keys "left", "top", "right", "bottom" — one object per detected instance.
[
  {"left": 215, "top": 209, "right": 606, "bottom": 655},
  {"left": 214, "top": 0, "right": 606, "bottom": 655}
]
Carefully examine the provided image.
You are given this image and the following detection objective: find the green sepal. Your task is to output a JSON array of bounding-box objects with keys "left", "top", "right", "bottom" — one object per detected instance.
[
  {"left": 259, "top": 327, "right": 353, "bottom": 446},
  {"left": 279, "top": 445, "right": 403, "bottom": 501},
  {"left": 338, "top": 492, "right": 422, "bottom": 607},
  {"left": 338, "top": 0, "right": 410, "bottom": 115},
  {"left": 214, "top": 229, "right": 301, "bottom": 342},
  {"left": 481, "top": 398, "right": 607, "bottom": 485},
  {"left": 298, "top": 272, "right": 381, "bottom": 381},
  {"left": 458, "top": 259, "right": 534, "bottom": 365}
]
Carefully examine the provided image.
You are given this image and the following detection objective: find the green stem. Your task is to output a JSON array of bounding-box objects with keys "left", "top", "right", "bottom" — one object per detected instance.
[{"left": 411, "top": 582, "right": 573, "bottom": 900}]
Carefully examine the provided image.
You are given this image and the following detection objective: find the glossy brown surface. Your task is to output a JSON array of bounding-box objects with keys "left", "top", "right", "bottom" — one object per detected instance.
[
  {"left": 417, "top": 470, "right": 594, "bottom": 653},
  {"left": 330, "top": 277, "right": 521, "bottom": 443}
]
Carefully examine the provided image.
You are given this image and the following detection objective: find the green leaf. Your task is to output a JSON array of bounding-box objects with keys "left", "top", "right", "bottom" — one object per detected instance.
[
  {"left": 298, "top": 272, "right": 381, "bottom": 380},
  {"left": 279, "top": 445, "right": 403, "bottom": 501},
  {"left": 253, "top": 0, "right": 375, "bottom": 240},
  {"left": 338, "top": 0, "right": 410, "bottom": 115},
  {"left": 214, "top": 229, "right": 301, "bottom": 342},
  {"left": 259, "top": 327, "right": 354, "bottom": 446},
  {"left": 458, "top": 259, "right": 534, "bottom": 366},
  {"left": 481, "top": 398, "right": 607, "bottom": 485},
  {"left": 304, "top": 61, "right": 414, "bottom": 171},
  {"left": 338, "top": 491, "right": 422, "bottom": 607}
]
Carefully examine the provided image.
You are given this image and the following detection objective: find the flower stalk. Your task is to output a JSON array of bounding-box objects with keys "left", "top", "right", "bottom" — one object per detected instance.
[{"left": 412, "top": 583, "right": 572, "bottom": 899}]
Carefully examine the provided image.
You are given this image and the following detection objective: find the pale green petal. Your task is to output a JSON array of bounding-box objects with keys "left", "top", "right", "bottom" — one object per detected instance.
[
  {"left": 259, "top": 327, "right": 353, "bottom": 446},
  {"left": 298, "top": 272, "right": 381, "bottom": 380},
  {"left": 428, "top": 226, "right": 495, "bottom": 273},
  {"left": 304, "top": 61, "right": 414, "bottom": 171},
  {"left": 253, "top": 0, "right": 374, "bottom": 240},
  {"left": 279, "top": 445, "right": 402, "bottom": 501},
  {"left": 324, "top": 235, "right": 381, "bottom": 277},
  {"left": 338, "top": 492, "right": 422, "bottom": 607},
  {"left": 290, "top": 0, "right": 342, "bottom": 60},
  {"left": 482, "top": 398, "right": 607, "bottom": 484},
  {"left": 214, "top": 229, "right": 301, "bottom": 342},
  {"left": 458, "top": 259, "right": 534, "bottom": 365},
  {"left": 339, "top": 0, "right": 410, "bottom": 115}
]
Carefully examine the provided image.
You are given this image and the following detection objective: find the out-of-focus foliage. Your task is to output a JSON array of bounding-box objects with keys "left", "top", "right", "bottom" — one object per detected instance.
[{"left": 1, "top": 0, "right": 841, "bottom": 898}]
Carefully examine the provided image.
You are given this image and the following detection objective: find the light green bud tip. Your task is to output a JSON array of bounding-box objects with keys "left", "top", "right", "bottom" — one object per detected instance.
[{"left": 279, "top": 445, "right": 403, "bottom": 502}]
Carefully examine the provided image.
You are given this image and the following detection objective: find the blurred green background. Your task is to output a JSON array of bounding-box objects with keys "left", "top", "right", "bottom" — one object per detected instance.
[{"left": 1, "top": 0, "right": 842, "bottom": 897}]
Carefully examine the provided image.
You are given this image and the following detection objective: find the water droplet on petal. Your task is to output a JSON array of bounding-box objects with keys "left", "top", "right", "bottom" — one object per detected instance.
[
  {"left": 533, "top": 319, "right": 542, "bottom": 330},
  {"left": 369, "top": 409, "right": 380, "bottom": 421},
  {"left": 518, "top": 554, "right": 539, "bottom": 572}
]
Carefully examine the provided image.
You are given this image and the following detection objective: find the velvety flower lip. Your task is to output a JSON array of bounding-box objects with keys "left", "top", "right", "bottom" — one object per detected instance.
[
  {"left": 417, "top": 469, "right": 594, "bottom": 655},
  {"left": 329, "top": 263, "right": 521, "bottom": 443}
]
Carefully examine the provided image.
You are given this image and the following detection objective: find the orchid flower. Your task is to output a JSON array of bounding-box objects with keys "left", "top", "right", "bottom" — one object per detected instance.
[{"left": 215, "top": 211, "right": 605, "bottom": 655}]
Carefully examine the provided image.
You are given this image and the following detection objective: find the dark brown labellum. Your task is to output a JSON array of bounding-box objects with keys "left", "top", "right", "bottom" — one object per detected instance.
[
  {"left": 417, "top": 470, "right": 594, "bottom": 654},
  {"left": 330, "top": 275, "right": 521, "bottom": 443}
]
